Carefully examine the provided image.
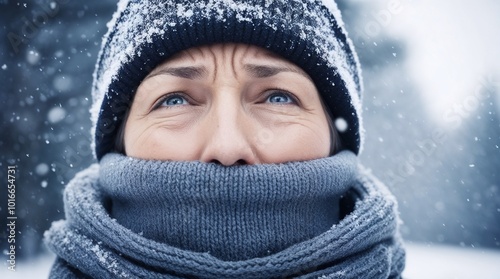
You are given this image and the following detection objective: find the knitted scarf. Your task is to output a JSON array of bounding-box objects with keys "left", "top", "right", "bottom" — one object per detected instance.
[{"left": 44, "top": 151, "right": 405, "bottom": 278}]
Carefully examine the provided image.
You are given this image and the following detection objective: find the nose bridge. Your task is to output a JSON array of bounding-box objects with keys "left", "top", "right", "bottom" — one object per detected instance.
[
  {"left": 214, "top": 90, "right": 241, "bottom": 134},
  {"left": 201, "top": 88, "right": 257, "bottom": 165}
]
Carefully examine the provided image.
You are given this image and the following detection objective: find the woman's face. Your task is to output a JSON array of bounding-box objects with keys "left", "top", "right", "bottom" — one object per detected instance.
[{"left": 124, "top": 43, "right": 331, "bottom": 165}]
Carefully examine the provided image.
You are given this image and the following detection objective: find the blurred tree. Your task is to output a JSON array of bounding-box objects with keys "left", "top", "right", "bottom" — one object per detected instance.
[{"left": 0, "top": 0, "right": 115, "bottom": 259}]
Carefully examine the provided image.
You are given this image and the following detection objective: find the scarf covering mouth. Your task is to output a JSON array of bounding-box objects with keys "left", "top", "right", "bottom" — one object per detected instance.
[{"left": 44, "top": 151, "right": 405, "bottom": 278}]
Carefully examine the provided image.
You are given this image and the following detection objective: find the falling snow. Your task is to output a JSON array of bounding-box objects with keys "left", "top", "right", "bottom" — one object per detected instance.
[
  {"left": 0, "top": 0, "right": 499, "bottom": 277},
  {"left": 26, "top": 50, "right": 40, "bottom": 65},
  {"left": 35, "top": 163, "right": 50, "bottom": 176},
  {"left": 47, "top": 107, "right": 67, "bottom": 124}
]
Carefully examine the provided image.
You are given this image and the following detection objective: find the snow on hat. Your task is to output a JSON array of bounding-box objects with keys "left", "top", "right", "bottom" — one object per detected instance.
[{"left": 91, "top": 0, "right": 363, "bottom": 161}]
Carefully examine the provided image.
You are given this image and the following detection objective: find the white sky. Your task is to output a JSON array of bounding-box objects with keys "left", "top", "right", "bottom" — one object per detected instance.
[{"left": 385, "top": 0, "right": 500, "bottom": 126}]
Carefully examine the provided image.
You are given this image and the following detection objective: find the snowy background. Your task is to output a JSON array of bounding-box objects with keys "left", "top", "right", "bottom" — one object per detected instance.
[{"left": 1, "top": 0, "right": 499, "bottom": 278}]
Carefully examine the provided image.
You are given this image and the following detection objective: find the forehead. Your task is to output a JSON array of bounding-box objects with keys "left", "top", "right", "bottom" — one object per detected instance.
[{"left": 149, "top": 43, "right": 306, "bottom": 74}]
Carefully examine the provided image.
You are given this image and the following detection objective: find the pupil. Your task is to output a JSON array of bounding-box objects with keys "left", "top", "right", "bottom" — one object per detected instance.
[
  {"left": 168, "top": 97, "right": 182, "bottom": 105},
  {"left": 271, "top": 94, "right": 286, "bottom": 103}
]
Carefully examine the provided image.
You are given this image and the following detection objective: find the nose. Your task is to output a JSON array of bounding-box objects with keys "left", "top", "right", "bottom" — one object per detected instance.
[{"left": 199, "top": 96, "right": 258, "bottom": 166}]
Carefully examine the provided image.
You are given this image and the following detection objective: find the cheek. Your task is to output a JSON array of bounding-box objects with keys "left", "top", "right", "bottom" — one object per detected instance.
[
  {"left": 124, "top": 118, "right": 203, "bottom": 161},
  {"left": 255, "top": 117, "right": 331, "bottom": 162}
]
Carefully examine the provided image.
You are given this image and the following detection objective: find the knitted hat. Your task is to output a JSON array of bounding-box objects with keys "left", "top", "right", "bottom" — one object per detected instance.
[{"left": 91, "top": 0, "right": 363, "bottom": 161}]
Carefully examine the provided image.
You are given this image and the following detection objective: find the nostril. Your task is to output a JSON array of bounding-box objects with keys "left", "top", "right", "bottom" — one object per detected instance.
[
  {"left": 209, "top": 159, "right": 248, "bottom": 166},
  {"left": 234, "top": 159, "right": 248, "bottom": 166}
]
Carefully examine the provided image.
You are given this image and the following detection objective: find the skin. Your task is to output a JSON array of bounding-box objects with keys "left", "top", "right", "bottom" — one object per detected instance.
[{"left": 124, "top": 43, "right": 332, "bottom": 165}]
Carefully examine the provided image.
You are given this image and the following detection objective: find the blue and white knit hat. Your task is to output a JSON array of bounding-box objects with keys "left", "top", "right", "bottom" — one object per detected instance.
[{"left": 91, "top": 0, "right": 363, "bottom": 160}]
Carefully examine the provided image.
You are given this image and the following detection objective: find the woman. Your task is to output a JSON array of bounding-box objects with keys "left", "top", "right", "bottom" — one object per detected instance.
[{"left": 44, "top": 0, "right": 405, "bottom": 278}]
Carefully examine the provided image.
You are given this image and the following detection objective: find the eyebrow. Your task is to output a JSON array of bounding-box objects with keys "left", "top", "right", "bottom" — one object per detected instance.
[
  {"left": 145, "top": 66, "right": 207, "bottom": 80},
  {"left": 144, "top": 64, "right": 312, "bottom": 81},
  {"left": 243, "top": 64, "right": 313, "bottom": 81}
]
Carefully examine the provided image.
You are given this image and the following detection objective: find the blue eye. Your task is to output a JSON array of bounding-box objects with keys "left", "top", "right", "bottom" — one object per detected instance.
[
  {"left": 160, "top": 94, "right": 188, "bottom": 107},
  {"left": 266, "top": 92, "right": 295, "bottom": 104}
]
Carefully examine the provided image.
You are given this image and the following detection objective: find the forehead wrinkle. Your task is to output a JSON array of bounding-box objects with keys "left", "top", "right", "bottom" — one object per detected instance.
[
  {"left": 221, "top": 43, "right": 240, "bottom": 83},
  {"left": 185, "top": 48, "right": 198, "bottom": 62},
  {"left": 230, "top": 44, "right": 242, "bottom": 81},
  {"left": 251, "top": 48, "right": 313, "bottom": 81},
  {"left": 205, "top": 46, "right": 218, "bottom": 84}
]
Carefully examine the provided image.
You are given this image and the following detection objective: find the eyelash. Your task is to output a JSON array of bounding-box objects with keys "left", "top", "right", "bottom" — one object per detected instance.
[{"left": 152, "top": 88, "right": 300, "bottom": 111}]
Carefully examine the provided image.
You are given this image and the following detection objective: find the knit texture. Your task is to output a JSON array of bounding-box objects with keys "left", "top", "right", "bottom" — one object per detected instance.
[
  {"left": 99, "top": 151, "right": 356, "bottom": 261},
  {"left": 44, "top": 151, "right": 405, "bottom": 278},
  {"left": 91, "top": 0, "right": 364, "bottom": 160}
]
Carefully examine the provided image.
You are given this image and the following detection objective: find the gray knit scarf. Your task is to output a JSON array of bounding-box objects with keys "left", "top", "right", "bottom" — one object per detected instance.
[{"left": 44, "top": 151, "right": 405, "bottom": 278}]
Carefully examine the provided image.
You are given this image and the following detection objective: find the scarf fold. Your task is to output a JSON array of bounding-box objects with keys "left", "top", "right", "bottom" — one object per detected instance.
[{"left": 44, "top": 151, "right": 405, "bottom": 278}]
